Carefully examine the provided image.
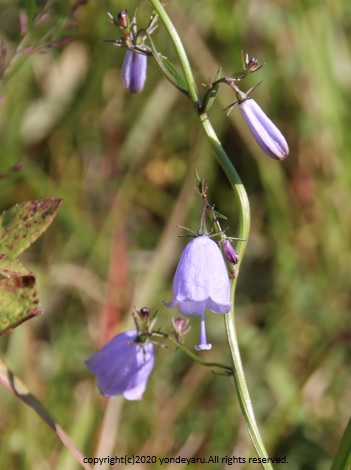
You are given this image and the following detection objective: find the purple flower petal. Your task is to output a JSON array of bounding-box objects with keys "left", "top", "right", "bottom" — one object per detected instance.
[
  {"left": 170, "top": 299, "right": 207, "bottom": 317},
  {"left": 165, "top": 235, "right": 231, "bottom": 350},
  {"left": 86, "top": 330, "right": 154, "bottom": 400},
  {"left": 121, "top": 49, "right": 147, "bottom": 94},
  {"left": 239, "top": 98, "right": 289, "bottom": 160},
  {"left": 167, "top": 236, "right": 231, "bottom": 311}
]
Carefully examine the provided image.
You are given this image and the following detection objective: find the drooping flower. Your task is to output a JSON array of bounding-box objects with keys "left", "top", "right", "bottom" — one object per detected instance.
[
  {"left": 86, "top": 330, "right": 154, "bottom": 400},
  {"left": 121, "top": 49, "right": 147, "bottom": 93},
  {"left": 239, "top": 98, "right": 289, "bottom": 160},
  {"left": 165, "top": 235, "right": 231, "bottom": 351}
]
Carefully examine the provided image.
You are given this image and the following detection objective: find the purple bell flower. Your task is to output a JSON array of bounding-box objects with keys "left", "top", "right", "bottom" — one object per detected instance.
[
  {"left": 165, "top": 235, "right": 231, "bottom": 351},
  {"left": 121, "top": 49, "right": 147, "bottom": 94},
  {"left": 239, "top": 98, "right": 289, "bottom": 160},
  {"left": 86, "top": 330, "right": 154, "bottom": 400}
]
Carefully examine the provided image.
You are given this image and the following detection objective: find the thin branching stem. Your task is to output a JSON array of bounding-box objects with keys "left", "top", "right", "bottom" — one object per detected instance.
[
  {"left": 151, "top": 331, "right": 233, "bottom": 374},
  {"left": 148, "top": 1, "right": 272, "bottom": 467}
]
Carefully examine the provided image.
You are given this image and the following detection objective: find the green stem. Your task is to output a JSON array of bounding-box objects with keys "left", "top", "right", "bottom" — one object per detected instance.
[
  {"left": 148, "top": 0, "right": 200, "bottom": 107},
  {"left": 200, "top": 113, "right": 273, "bottom": 470},
  {"left": 149, "top": 1, "right": 272, "bottom": 467},
  {"left": 151, "top": 331, "right": 232, "bottom": 373}
]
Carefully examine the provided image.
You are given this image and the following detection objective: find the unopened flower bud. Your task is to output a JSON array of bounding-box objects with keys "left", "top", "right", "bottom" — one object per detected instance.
[
  {"left": 221, "top": 239, "right": 239, "bottom": 265},
  {"left": 246, "top": 57, "right": 259, "bottom": 71},
  {"left": 118, "top": 10, "right": 128, "bottom": 29},
  {"left": 138, "top": 306, "right": 150, "bottom": 321},
  {"left": 171, "top": 317, "right": 190, "bottom": 336},
  {"left": 121, "top": 49, "right": 147, "bottom": 93},
  {"left": 248, "top": 58, "right": 258, "bottom": 67},
  {"left": 239, "top": 98, "right": 289, "bottom": 160}
]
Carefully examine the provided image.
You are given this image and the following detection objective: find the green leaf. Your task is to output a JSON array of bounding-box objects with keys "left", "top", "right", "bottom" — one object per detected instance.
[
  {"left": 0, "top": 198, "right": 63, "bottom": 258},
  {"left": 213, "top": 209, "right": 228, "bottom": 221},
  {"left": 0, "top": 199, "right": 62, "bottom": 334},
  {"left": 0, "top": 255, "right": 31, "bottom": 278},
  {"left": 145, "top": 30, "right": 188, "bottom": 95},
  {"left": 228, "top": 70, "right": 248, "bottom": 81},
  {"left": 158, "top": 55, "right": 188, "bottom": 92},
  {"left": 0, "top": 275, "right": 42, "bottom": 336}
]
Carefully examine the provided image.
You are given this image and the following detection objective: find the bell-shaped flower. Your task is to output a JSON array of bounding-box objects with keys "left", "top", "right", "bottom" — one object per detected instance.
[
  {"left": 86, "top": 330, "right": 154, "bottom": 400},
  {"left": 165, "top": 235, "right": 231, "bottom": 351},
  {"left": 239, "top": 98, "right": 289, "bottom": 160},
  {"left": 121, "top": 49, "right": 147, "bottom": 94}
]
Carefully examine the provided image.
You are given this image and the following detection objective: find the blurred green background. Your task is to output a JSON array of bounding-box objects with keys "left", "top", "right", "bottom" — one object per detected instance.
[{"left": 0, "top": 0, "right": 350, "bottom": 469}]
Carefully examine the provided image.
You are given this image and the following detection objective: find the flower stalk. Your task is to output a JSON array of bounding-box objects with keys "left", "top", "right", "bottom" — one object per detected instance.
[{"left": 151, "top": 331, "right": 233, "bottom": 374}]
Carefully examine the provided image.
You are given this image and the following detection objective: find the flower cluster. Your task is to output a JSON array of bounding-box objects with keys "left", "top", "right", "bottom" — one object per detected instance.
[{"left": 91, "top": 7, "right": 290, "bottom": 403}]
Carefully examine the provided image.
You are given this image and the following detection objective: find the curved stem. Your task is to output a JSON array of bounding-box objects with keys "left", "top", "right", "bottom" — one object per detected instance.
[
  {"left": 149, "top": 1, "right": 272, "bottom": 467},
  {"left": 151, "top": 331, "right": 232, "bottom": 373},
  {"left": 200, "top": 114, "right": 273, "bottom": 469}
]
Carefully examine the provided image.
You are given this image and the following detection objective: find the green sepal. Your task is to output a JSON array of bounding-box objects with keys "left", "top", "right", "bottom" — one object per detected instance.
[
  {"left": 194, "top": 169, "right": 202, "bottom": 193},
  {"left": 228, "top": 70, "right": 248, "bottom": 81},
  {"left": 201, "top": 67, "right": 222, "bottom": 113},
  {"left": 212, "top": 209, "right": 228, "bottom": 221}
]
